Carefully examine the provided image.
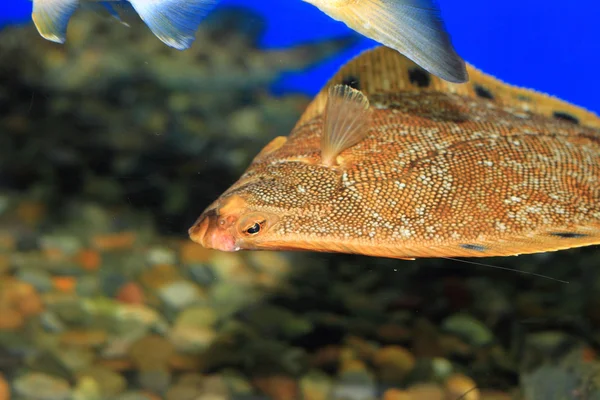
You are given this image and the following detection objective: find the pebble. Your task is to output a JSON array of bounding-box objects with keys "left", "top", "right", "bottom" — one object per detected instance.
[
  {"left": 77, "top": 366, "right": 127, "bottom": 397},
  {"left": 444, "top": 373, "right": 480, "bottom": 400},
  {"left": 175, "top": 306, "right": 217, "bottom": 328},
  {"left": 140, "top": 264, "right": 181, "bottom": 290},
  {"left": 253, "top": 375, "right": 298, "bottom": 400},
  {"left": 331, "top": 381, "right": 376, "bottom": 400},
  {"left": 373, "top": 345, "right": 416, "bottom": 384},
  {"left": 382, "top": 389, "right": 411, "bottom": 400},
  {"left": 442, "top": 314, "right": 494, "bottom": 347},
  {"left": 59, "top": 329, "right": 108, "bottom": 348},
  {"left": 116, "top": 282, "right": 145, "bottom": 304},
  {"left": 40, "top": 235, "right": 81, "bottom": 256},
  {"left": 0, "top": 373, "right": 8, "bottom": 400},
  {"left": 300, "top": 371, "right": 333, "bottom": 400},
  {"left": 158, "top": 280, "right": 205, "bottom": 309},
  {"left": 72, "top": 376, "right": 102, "bottom": 400},
  {"left": 138, "top": 368, "right": 172, "bottom": 395},
  {"left": 0, "top": 306, "right": 23, "bottom": 330},
  {"left": 16, "top": 267, "right": 53, "bottom": 293},
  {"left": 129, "top": 335, "right": 174, "bottom": 370},
  {"left": 147, "top": 247, "right": 177, "bottom": 265},
  {"left": 406, "top": 383, "right": 444, "bottom": 400},
  {"left": 91, "top": 232, "right": 136, "bottom": 250},
  {"left": 13, "top": 372, "right": 71, "bottom": 400},
  {"left": 169, "top": 325, "right": 217, "bottom": 353},
  {"left": 248, "top": 251, "right": 291, "bottom": 277}
]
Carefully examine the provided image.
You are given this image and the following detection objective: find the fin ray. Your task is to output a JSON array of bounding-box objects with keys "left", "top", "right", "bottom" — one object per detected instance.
[
  {"left": 127, "top": 0, "right": 220, "bottom": 50},
  {"left": 322, "top": 84, "right": 371, "bottom": 166},
  {"left": 305, "top": 0, "right": 467, "bottom": 82},
  {"left": 32, "top": 0, "right": 80, "bottom": 44}
]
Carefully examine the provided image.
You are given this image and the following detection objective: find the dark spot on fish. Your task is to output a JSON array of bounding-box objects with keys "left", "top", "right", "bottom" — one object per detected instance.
[
  {"left": 474, "top": 84, "right": 494, "bottom": 100},
  {"left": 408, "top": 67, "right": 431, "bottom": 88},
  {"left": 553, "top": 111, "right": 580, "bottom": 125},
  {"left": 517, "top": 95, "right": 532, "bottom": 102},
  {"left": 550, "top": 232, "right": 588, "bottom": 239},
  {"left": 341, "top": 75, "right": 360, "bottom": 90},
  {"left": 460, "top": 244, "right": 487, "bottom": 252}
]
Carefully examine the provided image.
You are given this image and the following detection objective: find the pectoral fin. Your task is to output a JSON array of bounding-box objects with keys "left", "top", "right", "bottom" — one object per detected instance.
[
  {"left": 32, "top": 0, "right": 80, "bottom": 44},
  {"left": 127, "top": 0, "right": 220, "bottom": 50},
  {"left": 304, "top": 0, "right": 468, "bottom": 83},
  {"left": 321, "top": 84, "right": 371, "bottom": 167}
]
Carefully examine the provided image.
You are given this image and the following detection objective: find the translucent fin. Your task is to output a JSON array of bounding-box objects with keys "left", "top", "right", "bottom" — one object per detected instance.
[
  {"left": 321, "top": 84, "right": 371, "bottom": 167},
  {"left": 32, "top": 0, "right": 80, "bottom": 44},
  {"left": 305, "top": 0, "right": 467, "bottom": 83},
  {"left": 99, "top": 2, "right": 131, "bottom": 27},
  {"left": 127, "top": 0, "right": 220, "bottom": 50}
]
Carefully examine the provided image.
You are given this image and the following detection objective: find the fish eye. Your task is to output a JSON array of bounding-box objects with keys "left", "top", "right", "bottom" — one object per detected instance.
[{"left": 244, "top": 220, "right": 265, "bottom": 235}]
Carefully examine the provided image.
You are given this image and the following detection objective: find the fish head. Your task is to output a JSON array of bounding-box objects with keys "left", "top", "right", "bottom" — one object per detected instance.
[
  {"left": 188, "top": 193, "right": 281, "bottom": 252},
  {"left": 189, "top": 135, "right": 343, "bottom": 252}
]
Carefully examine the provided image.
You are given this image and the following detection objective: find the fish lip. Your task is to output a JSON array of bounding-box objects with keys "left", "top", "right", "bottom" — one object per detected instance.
[{"left": 188, "top": 208, "right": 239, "bottom": 252}]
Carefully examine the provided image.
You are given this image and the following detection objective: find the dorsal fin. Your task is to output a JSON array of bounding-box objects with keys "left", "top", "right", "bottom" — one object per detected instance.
[
  {"left": 321, "top": 84, "right": 371, "bottom": 167},
  {"left": 297, "top": 46, "right": 600, "bottom": 129}
]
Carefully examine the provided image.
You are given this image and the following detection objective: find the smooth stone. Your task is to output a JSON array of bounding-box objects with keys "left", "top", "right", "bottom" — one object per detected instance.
[
  {"left": 13, "top": 372, "right": 72, "bottom": 400},
  {"left": 168, "top": 325, "right": 217, "bottom": 353},
  {"left": 158, "top": 280, "right": 205, "bottom": 309},
  {"left": 188, "top": 264, "right": 218, "bottom": 286},
  {"left": 147, "top": 247, "right": 177, "bottom": 265},
  {"left": 54, "top": 347, "right": 95, "bottom": 372},
  {"left": 72, "top": 376, "right": 102, "bottom": 400},
  {"left": 442, "top": 314, "right": 494, "bottom": 347},
  {"left": 40, "top": 235, "right": 81, "bottom": 256},
  {"left": 300, "top": 370, "right": 333, "bottom": 400},
  {"left": 76, "top": 366, "right": 127, "bottom": 397},
  {"left": 129, "top": 335, "right": 174, "bottom": 370},
  {"left": 138, "top": 368, "right": 172, "bottom": 395},
  {"left": 331, "top": 382, "right": 376, "bottom": 400},
  {"left": 373, "top": 345, "right": 416, "bottom": 384},
  {"left": 16, "top": 267, "right": 53, "bottom": 293},
  {"left": 40, "top": 311, "right": 66, "bottom": 333},
  {"left": 174, "top": 306, "right": 217, "bottom": 329},
  {"left": 0, "top": 373, "right": 8, "bottom": 400},
  {"left": 444, "top": 373, "right": 480, "bottom": 400}
]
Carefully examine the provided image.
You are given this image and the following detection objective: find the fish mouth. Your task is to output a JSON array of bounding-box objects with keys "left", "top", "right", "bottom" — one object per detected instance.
[{"left": 188, "top": 208, "right": 239, "bottom": 252}]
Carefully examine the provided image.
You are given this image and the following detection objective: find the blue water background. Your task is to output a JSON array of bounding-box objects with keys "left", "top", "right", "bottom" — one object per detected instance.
[{"left": 2, "top": 1, "right": 599, "bottom": 113}]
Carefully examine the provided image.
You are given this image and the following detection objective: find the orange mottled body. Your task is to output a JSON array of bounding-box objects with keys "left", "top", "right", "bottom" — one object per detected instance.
[{"left": 189, "top": 46, "right": 600, "bottom": 259}]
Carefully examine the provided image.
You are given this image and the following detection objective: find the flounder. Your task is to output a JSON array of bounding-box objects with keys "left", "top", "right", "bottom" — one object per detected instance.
[{"left": 189, "top": 46, "right": 600, "bottom": 259}]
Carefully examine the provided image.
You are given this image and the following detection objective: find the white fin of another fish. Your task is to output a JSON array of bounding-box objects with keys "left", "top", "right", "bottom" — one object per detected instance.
[
  {"left": 32, "top": 0, "right": 79, "bottom": 44},
  {"left": 31, "top": 0, "right": 219, "bottom": 50},
  {"left": 127, "top": 0, "right": 220, "bottom": 50},
  {"left": 321, "top": 84, "right": 371, "bottom": 167},
  {"left": 303, "top": 0, "right": 468, "bottom": 83}
]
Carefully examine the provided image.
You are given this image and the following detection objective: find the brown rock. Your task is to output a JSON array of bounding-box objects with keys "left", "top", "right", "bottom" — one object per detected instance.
[
  {"left": 140, "top": 264, "right": 181, "bottom": 290},
  {"left": 60, "top": 329, "right": 108, "bottom": 348},
  {"left": 129, "top": 335, "right": 175, "bottom": 371},
  {"left": 0, "top": 306, "right": 23, "bottom": 330},
  {"left": 253, "top": 376, "right": 298, "bottom": 400},
  {"left": 444, "top": 374, "right": 480, "bottom": 400},
  {"left": 116, "top": 282, "right": 145, "bottom": 304},
  {"left": 169, "top": 353, "right": 201, "bottom": 371},
  {"left": 480, "top": 390, "right": 513, "bottom": 400},
  {"left": 0, "top": 372, "right": 9, "bottom": 400},
  {"left": 91, "top": 231, "right": 136, "bottom": 250},
  {"left": 373, "top": 346, "right": 416, "bottom": 383},
  {"left": 16, "top": 201, "right": 46, "bottom": 225},
  {"left": 407, "top": 384, "right": 444, "bottom": 400},
  {"left": 382, "top": 389, "right": 412, "bottom": 400}
]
